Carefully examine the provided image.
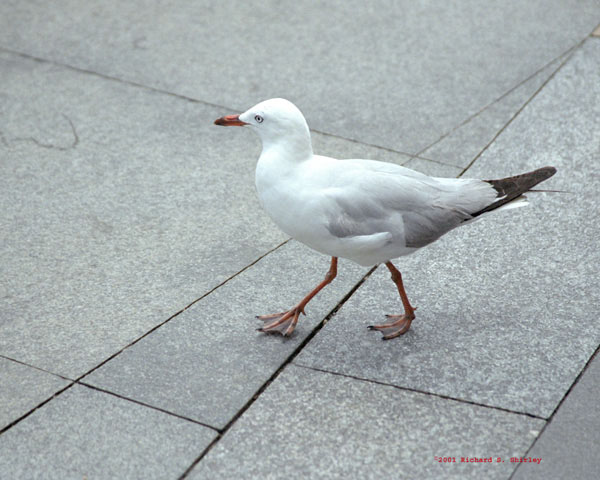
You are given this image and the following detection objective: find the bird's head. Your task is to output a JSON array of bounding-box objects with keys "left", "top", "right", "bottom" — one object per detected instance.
[{"left": 214, "top": 98, "right": 312, "bottom": 157}]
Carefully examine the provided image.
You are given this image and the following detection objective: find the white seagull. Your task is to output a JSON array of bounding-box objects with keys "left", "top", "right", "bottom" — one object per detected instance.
[{"left": 215, "top": 98, "right": 556, "bottom": 340}]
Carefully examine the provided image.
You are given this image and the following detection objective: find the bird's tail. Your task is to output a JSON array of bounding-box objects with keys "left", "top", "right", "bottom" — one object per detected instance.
[{"left": 470, "top": 166, "right": 557, "bottom": 218}]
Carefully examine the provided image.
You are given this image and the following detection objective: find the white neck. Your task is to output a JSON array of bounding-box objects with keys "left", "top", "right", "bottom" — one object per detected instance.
[
  {"left": 255, "top": 128, "right": 313, "bottom": 209},
  {"left": 257, "top": 116, "right": 314, "bottom": 163},
  {"left": 261, "top": 135, "right": 313, "bottom": 164}
]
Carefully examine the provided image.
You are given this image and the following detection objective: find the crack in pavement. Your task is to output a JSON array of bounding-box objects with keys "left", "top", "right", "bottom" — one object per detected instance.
[{"left": 2, "top": 113, "right": 79, "bottom": 151}]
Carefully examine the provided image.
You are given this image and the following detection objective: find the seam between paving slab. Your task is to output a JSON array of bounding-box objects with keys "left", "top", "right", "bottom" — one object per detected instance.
[
  {"left": 292, "top": 364, "right": 545, "bottom": 420},
  {"left": 0, "top": 47, "right": 230, "bottom": 113},
  {"left": 177, "top": 265, "right": 378, "bottom": 479},
  {"left": 308, "top": 128, "right": 444, "bottom": 165},
  {"left": 75, "top": 240, "right": 291, "bottom": 381},
  {"left": 252, "top": 44, "right": 585, "bottom": 457},
  {"left": 0, "top": 240, "right": 290, "bottom": 436},
  {"left": 3, "top": 42, "right": 575, "bottom": 173},
  {"left": 400, "top": 154, "right": 464, "bottom": 169},
  {"left": 0, "top": 354, "right": 74, "bottom": 382},
  {"left": 458, "top": 39, "right": 585, "bottom": 178},
  {"left": 452, "top": 35, "right": 599, "bottom": 478},
  {"left": 0, "top": 46, "right": 421, "bottom": 161},
  {"left": 0, "top": 379, "right": 76, "bottom": 436},
  {"left": 508, "top": 343, "right": 600, "bottom": 480},
  {"left": 0, "top": 46, "right": 451, "bottom": 167},
  {"left": 0, "top": 46, "right": 386, "bottom": 469},
  {"left": 415, "top": 42, "right": 579, "bottom": 161},
  {"left": 2, "top": 37, "right": 593, "bottom": 476},
  {"left": 0, "top": 355, "right": 76, "bottom": 435},
  {"left": 179, "top": 36, "right": 595, "bottom": 476},
  {"left": 77, "top": 382, "right": 220, "bottom": 432}
]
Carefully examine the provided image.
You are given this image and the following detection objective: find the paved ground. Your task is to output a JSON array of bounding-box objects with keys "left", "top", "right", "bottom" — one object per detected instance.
[{"left": 1, "top": 2, "right": 599, "bottom": 479}]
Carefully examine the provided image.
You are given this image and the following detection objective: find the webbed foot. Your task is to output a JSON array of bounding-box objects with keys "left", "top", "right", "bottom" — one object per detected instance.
[
  {"left": 368, "top": 313, "right": 414, "bottom": 340},
  {"left": 256, "top": 307, "right": 304, "bottom": 337}
]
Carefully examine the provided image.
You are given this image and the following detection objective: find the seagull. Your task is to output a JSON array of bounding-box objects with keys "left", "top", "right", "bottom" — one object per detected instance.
[{"left": 214, "top": 98, "right": 556, "bottom": 340}]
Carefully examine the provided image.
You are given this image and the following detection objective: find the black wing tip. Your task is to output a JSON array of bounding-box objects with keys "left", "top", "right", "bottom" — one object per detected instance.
[
  {"left": 473, "top": 165, "right": 558, "bottom": 218},
  {"left": 537, "top": 166, "right": 557, "bottom": 179}
]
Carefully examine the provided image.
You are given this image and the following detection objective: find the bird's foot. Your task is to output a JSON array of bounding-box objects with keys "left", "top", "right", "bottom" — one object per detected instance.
[
  {"left": 368, "top": 313, "right": 414, "bottom": 340},
  {"left": 256, "top": 306, "right": 305, "bottom": 337}
]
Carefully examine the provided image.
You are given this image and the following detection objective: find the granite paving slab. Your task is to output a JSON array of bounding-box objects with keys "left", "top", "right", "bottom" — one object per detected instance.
[
  {"left": 512, "top": 351, "right": 600, "bottom": 480},
  {"left": 402, "top": 156, "right": 463, "bottom": 178},
  {"left": 295, "top": 39, "right": 600, "bottom": 419},
  {"left": 188, "top": 365, "right": 544, "bottom": 480},
  {"left": 0, "top": 384, "right": 216, "bottom": 479},
  {"left": 0, "top": 357, "right": 70, "bottom": 431},
  {"left": 1, "top": 1, "right": 598, "bottom": 153},
  {"left": 0, "top": 50, "right": 391, "bottom": 380},
  {"left": 420, "top": 53, "right": 569, "bottom": 168},
  {"left": 0, "top": 49, "right": 280, "bottom": 379},
  {"left": 84, "top": 241, "right": 366, "bottom": 430},
  {"left": 513, "top": 350, "right": 600, "bottom": 480},
  {"left": 310, "top": 131, "right": 411, "bottom": 165}
]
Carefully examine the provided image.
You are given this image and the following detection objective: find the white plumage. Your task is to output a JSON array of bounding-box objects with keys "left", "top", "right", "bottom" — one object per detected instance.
[
  {"left": 214, "top": 98, "right": 555, "bottom": 339},
  {"left": 244, "top": 98, "right": 506, "bottom": 266}
]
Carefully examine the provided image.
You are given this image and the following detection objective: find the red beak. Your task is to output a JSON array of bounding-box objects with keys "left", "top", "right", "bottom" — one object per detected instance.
[{"left": 214, "top": 114, "right": 248, "bottom": 126}]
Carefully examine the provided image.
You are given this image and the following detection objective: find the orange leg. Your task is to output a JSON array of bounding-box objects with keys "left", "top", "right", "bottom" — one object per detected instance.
[
  {"left": 257, "top": 257, "right": 338, "bottom": 336},
  {"left": 368, "top": 261, "right": 416, "bottom": 340}
]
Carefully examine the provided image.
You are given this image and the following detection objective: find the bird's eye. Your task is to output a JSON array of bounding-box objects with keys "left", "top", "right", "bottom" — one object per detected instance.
[{"left": 255, "top": 115, "right": 264, "bottom": 123}]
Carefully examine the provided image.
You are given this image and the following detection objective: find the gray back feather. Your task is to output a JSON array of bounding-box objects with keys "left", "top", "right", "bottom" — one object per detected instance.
[{"left": 324, "top": 167, "right": 496, "bottom": 248}]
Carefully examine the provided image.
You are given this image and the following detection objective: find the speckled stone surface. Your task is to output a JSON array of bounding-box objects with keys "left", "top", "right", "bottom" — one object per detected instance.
[
  {"left": 84, "top": 241, "right": 366, "bottom": 429},
  {"left": 1, "top": 3, "right": 599, "bottom": 478},
  {"left": 0, "top": 384, "right": 216, "bottom": 479},
  {"left": 310, "top": 130, "right": 412, "bottom": 164},
  {"left": 0, "top": 50, "right": 280, "bottom": 378},
  {"left": 188, "top": 365, "right": 544, "bottom": 480},
  {"left": 512, "top": 351, "right": 600, "bottom": 480},
  {"left": 0, "top": 357, "right": 70, "bottom": 431},
  {"left": 421, "top": 54, "right": 568, "bottom": 168},
  {"left": 0, "top": 50, "right": 387, "bottom": 380},
  {"left": 1, "top": 1, "right": 598, "bottom": 153},
  {"left": 295, "top": 39, "right": 600, "bottom": 419},
  {"left": 403, "top": 156, "right": 463, "bottom": 178}
]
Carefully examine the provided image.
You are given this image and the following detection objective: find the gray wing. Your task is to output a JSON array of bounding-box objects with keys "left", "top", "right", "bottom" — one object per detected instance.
[
  {"left": 323, "top": 165, "right": 494, "bottom": 248},
  {"left": 401, "top": 208, "right": 471, "bottom": 247}
]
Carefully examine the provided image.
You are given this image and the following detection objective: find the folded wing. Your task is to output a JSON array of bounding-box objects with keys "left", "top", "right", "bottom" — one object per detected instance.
[{"left": 323, "top": 160, "right": 499, "bottom": 248}]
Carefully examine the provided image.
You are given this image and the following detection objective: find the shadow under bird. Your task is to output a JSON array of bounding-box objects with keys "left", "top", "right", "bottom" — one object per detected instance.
[{"left": 215, "top": 98, "right": 556, "bottom": 340}]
